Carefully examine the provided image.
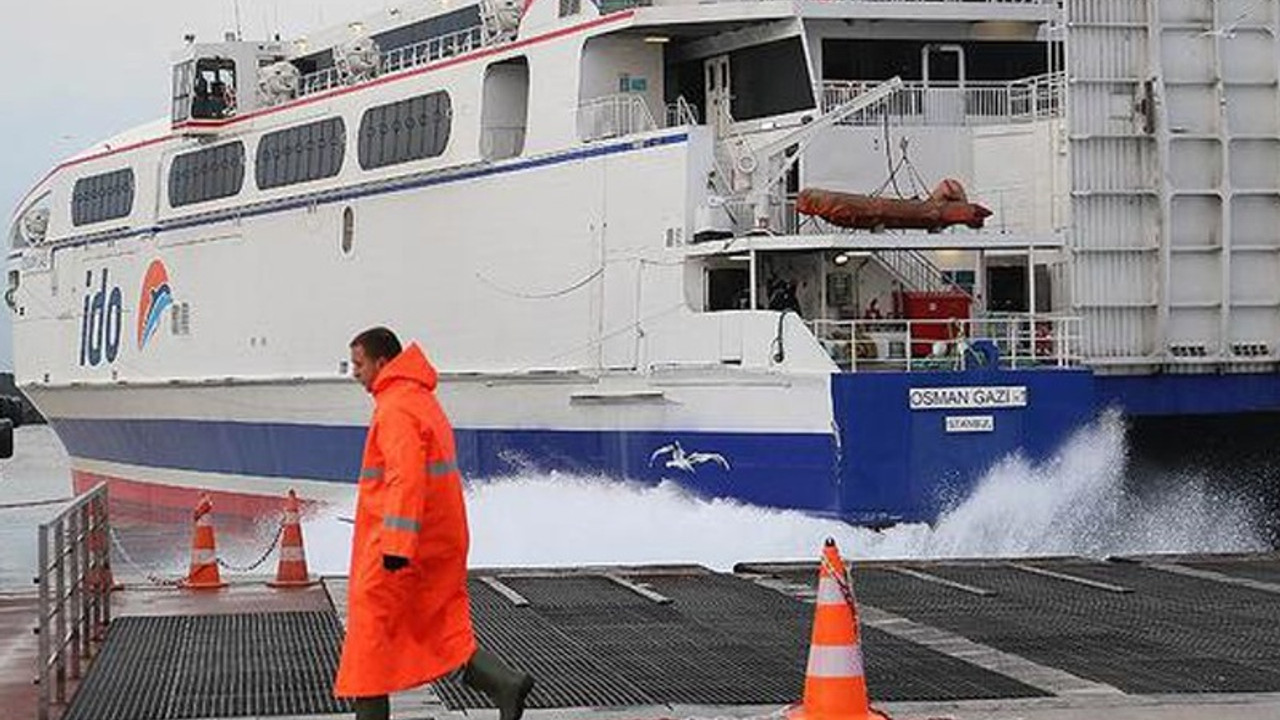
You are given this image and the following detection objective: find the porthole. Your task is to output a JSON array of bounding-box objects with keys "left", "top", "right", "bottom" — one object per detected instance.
[{"left": 341, "top": 207, "right": 355, "bottom": 255}]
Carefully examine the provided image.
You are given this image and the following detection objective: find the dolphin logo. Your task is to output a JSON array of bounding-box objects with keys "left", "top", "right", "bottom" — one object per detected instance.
[
  {"left": 649, "top": 441, "right": 731, "bottom": 473},
  {"left": 137, "top": 260, "right": 173, "bottom": 350}
]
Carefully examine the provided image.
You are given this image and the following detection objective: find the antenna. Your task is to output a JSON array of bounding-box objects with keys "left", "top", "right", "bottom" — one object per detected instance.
[{"left": 232, "top": 0, "right": 243, "bottom": 40}]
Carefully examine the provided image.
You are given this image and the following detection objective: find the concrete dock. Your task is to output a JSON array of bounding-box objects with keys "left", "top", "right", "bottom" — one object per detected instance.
[{"left": 9, "top": 553, "right": 1280, "bottom": 720}]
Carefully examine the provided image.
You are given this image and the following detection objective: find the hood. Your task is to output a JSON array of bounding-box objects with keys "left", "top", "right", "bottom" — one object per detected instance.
[{"left": 372, "top": 342, "right": 438, "bottom": 395}]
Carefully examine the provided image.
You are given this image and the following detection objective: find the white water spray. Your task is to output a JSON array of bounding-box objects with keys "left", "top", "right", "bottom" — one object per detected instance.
[{"left": 302, "top": 411, "right": 1269, "bottom": 574}]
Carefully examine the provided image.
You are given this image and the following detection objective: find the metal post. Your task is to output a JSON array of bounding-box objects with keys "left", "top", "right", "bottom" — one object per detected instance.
[
  {"left": 748, "top": 249, "right": 758, "bottom": 310},
  {"left": 54, "top": 525, "right": 66, "bottom": 705},
  {"left": 68, "top": 510, "right": 81, "bottom": 681},
  {"left": 37, "top": 525, "right": 49, "bottom": 720},
  {"left": 100, "top": 493, "right": 111, "bottom": 629}
]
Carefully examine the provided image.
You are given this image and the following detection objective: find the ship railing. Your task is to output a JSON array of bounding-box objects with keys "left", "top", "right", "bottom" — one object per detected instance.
[
  {"left": 577, "top": 93, "right": 660, "bottom": 142},
  {"left": 299, "top": 24, "right": 489, "bottom": 97},
  {"left": 807, "top": 314, "right": 1083, "bottom": 372},
  {"left": 598, "top": 0, "right": 1050, "bottom": 10},
  {"left": 666, "top": 96, "right": 700, "bottom": 127},
  {"left": 819, "top": 72, "right": 1065, "bottom": 126},
  {"left": 35, "top": 482, "right": 112, "bottom": 720}
]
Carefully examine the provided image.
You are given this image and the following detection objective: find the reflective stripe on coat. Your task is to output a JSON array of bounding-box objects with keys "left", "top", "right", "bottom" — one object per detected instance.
[{"left": 334, "top": 343, "right": 477, "bottom": 697}]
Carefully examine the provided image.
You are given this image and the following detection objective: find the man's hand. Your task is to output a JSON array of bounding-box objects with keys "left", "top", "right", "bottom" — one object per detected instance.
[{"left": 383, "top": 554, "right": 409, "bottom": 572}]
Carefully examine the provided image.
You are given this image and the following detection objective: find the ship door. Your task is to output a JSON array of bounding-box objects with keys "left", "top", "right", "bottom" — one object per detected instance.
[{"left": 705, "top": 55, "right": 731, "bottom": 135}]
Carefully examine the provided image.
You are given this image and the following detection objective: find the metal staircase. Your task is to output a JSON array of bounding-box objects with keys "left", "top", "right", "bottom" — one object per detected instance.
[{"left": 872, "top": 248, "right": 969, "bottom": 297}]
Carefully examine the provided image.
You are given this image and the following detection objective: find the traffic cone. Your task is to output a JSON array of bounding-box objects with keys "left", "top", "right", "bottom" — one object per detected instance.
[
  {"left": 787, "top": 538, "right": 887, "bottom": 720},
  {"left": 181, "top": 493, "right": 227, "bottom": 590},
  {"left": 269, "top": 489, "right": 318, "bottom": 588}
]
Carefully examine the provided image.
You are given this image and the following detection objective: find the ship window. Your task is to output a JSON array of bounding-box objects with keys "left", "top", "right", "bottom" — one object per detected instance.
[
  {"left": 256, "top": 117, "right": 346, "bottom": 190},
  {"left": 172, "top": 60, "right": 195, "bottom": 123},
  {"left": 191, "top": 57, "right": 238, "bottom": 120},
  {"left": 358, "top": 91, "right": 452, "bottom": 170},
  {"left": 559, "top": 0, "right": 581, "bottom": 17},
  {"left": 168, "top": 141, "right": 246, "bottom": 207},
  {"left": 341, "top": 207, "right": 355, "bottom": 254},
  {"left": 71, "top": 169, "right": 135, "bottom": 227},
  {"left": 729, "top": 38, "right": 815, "bottom": 121}
]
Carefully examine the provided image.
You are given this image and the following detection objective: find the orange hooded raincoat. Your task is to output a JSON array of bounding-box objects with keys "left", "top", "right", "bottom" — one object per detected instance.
[{"left": 334, "top": 343, "right": 477, "bottom": 698}]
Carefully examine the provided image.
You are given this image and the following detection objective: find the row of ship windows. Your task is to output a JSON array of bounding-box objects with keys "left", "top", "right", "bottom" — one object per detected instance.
[{"left": 70, "top": 91, "right": 452, "bottom": 226}]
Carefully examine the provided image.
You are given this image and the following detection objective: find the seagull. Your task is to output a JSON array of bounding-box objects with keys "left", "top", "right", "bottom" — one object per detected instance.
[
  {"left": 1199, "top": 0, "right": 1262, "bottom": 39},
  {"left": 649, "top": 441, "right": 731, "bottom": 473}
]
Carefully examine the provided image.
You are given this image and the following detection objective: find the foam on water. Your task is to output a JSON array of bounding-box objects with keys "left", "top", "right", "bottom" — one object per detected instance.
[{"left": 301, "top": 410, "right": 1270, "bottom": 574}]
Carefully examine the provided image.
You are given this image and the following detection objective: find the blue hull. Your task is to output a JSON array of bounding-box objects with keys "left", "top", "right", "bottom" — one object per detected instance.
[{"left": 48, "top": 367, "right": 1109, "bottom": 526}]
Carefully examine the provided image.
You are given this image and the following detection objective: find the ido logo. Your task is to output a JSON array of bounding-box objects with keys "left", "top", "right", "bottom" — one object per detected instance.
[{"left": 79, "top": 269, "right": 123, "bottom": 367}]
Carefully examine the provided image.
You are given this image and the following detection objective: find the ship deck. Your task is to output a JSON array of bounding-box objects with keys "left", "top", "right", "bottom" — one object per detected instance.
[{"left": 10, "top": 553, "right": 1280, "bottom": 720}]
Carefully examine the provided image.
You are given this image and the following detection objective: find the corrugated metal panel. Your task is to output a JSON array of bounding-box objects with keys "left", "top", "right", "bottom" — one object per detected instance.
[
  {"left": 1068, "top": 85, "right": 1146, "bottom": 137},
  {"left": 1079, "top": 309, "right": 1156, "bottom": 358},
  {"left": 1073, "top": 196, "right": 1158, "bottom": 250},
  {"left": 1072, "top": 140, "right": 1156, "bottom": 192},
  {"left": 1070, "top": 0, "right": 1146, "bottom": 25},
  {"left": 1073, "top": 254, "right": 1157, "bottom": 307}
]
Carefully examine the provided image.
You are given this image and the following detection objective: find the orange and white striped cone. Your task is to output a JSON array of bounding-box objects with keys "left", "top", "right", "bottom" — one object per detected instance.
[
  {"left": 269, "top": 489, "right": 318, "bottom": 588},
  {"left": 181, "top": 493, "right": 227, "bottom": 590},
  {"left": 787, "top": 538, "right": 887, "bottom": 720}
]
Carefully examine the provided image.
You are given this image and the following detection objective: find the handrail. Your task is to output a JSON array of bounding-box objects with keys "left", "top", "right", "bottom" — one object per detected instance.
[
  {"left": 819, "top": 72, "right": 1065, "bottom": 126},
  {"left": 299, "top": 24, "right": 490, "bottom": 97},
  {"left": 36, "top": 483, "right": 112, "bottom": 720},
  {"left": 576, "top": 93, "right": 659, "bottom": 142},
  {"left": 807, "top": 314, "right": 1083, "bottom": 372}
]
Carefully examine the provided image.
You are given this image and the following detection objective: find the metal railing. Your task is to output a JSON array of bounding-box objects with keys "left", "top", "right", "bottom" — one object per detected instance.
[
  {"left": 576, "top": 93, "right": 659, "bottom": 142},
  {"left": 299, "top": 24, "right": 489, "bottom": 97},
  {"left": 820, "top": 72, "right": 1065, "bottom": 126},
  {"left": 666, "top": 97, "right": 700, "bottom": 128},
  {"left": 35, "top": 483, "right": 112, "bottom": 720},
  {"left": 807, "top": 314, "right": 1083, "bottom": 372}
]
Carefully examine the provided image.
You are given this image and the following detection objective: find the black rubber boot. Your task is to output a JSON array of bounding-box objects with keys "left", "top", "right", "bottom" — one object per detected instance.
[
  {"left": 462, "top": 647, "right": 535, "bottom": 720},
  {"left": 353, "top": 695, "right": 389, "bottom": 720}
]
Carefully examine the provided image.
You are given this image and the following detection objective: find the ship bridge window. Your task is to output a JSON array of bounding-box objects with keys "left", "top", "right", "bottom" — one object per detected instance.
[
  {"left": 168, "top": 141, "right": 246, "bottom": 207},
  {"left": 71, "top": 168, "right": 135, "bottom": 227},
  {"left": 10, "top": 193, "right": 51, "bottom": 248},
  {"left": 173, "top": 57, "right": 238, "bottom": 122},
  {"left": 256, "top": 117, "right": 346, "bottom": 189},
  {"left": 358, "top": 91, "right": 451, "bottom": 170}
]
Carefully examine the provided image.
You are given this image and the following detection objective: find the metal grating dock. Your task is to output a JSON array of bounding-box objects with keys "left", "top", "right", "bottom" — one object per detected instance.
[
  {"left": 431, "top": 569, "right": 1047, "bottom": 709},
  {"left": 740, "top": 556, "right": 1280, "bottom": 695},
  {"left": 62, "top": 611, "right": 352, "bottom": 720}
]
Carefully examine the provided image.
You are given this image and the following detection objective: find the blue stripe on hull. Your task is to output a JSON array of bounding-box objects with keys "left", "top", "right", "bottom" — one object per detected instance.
[
  {"left": 50, "top": 418, "right": 842, "bottom": 517},
  {"left": 1096, "top": 373, "right": 1280, "bottom": 416}
]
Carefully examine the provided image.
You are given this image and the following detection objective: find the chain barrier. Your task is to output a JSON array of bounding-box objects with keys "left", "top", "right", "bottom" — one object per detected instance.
[
  {"left": 107, "top": 525, "right": 184, "bottom": 587},
  {"left": 108, "top": 517, "right": 285, "bottom": 585},
  {"left": 216, "top": 523, "right": 284, "bottom": 573}
]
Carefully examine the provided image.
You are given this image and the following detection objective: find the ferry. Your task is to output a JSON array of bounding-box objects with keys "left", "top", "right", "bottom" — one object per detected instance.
[{"left": 8, "top": 0, "right": 1280, "bottom": 525}]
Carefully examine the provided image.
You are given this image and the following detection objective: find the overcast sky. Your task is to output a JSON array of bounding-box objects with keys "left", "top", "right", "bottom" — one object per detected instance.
[{"left": 0, "top": 0, "right": 386, "bottom": 371}]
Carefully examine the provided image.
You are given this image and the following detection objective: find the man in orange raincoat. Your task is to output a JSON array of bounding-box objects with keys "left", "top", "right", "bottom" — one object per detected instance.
[{"left": 335, "top": 327, "right": 535, "bottom": 720}]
